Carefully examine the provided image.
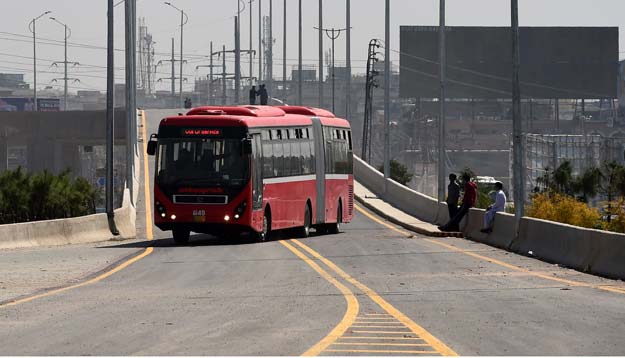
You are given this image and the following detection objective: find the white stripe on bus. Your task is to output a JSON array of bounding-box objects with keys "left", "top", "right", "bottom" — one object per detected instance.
[
  {"left": 262, "top": 174, "right": 350, "bottom": 185},
  {"left": 263, "top": 175, "right": 317, "bottom": 185}
]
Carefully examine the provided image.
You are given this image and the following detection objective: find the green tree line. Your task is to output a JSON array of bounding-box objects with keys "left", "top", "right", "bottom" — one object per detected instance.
[{"left": 0, "top": 168, "right": 101, "bottom": 225}]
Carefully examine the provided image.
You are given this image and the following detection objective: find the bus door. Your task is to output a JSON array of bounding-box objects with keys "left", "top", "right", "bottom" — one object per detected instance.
[
  {"left": 251, "top": 134, "right": 263, "bottom": 210},
  {"left": 311, "top": 117, "right": 326, "bottom": 224}
]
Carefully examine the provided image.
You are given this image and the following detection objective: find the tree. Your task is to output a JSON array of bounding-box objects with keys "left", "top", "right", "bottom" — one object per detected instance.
[
  {"left": 378, "top": 160, "right": 414, "bottom": 185},
  {"left": 571, "top": 166, "right": 601, "bottom": 202}
]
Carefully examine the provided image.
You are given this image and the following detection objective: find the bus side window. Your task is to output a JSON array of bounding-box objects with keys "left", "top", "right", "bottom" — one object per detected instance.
[
  {"left": 262, "top": 139, "right": 274, "bottom": 178},
  {"left": 347, "top": 130, "right": 353, "bottom": 151},
  {"left": 291, "top": 141, "right": 301, "bottom": 176},
  {"left": 273, "top": 141, "right": 284, "bottom": 177}
]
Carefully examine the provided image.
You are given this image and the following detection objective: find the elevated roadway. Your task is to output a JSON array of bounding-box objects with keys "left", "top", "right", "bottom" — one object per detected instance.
[{"left": 0, "top": 109, "right": 624, "bottom": 355}]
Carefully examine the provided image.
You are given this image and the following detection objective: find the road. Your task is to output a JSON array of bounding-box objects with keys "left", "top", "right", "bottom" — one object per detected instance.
[{"left": 1, "top": 109, "right": 624, "bottom": 355}]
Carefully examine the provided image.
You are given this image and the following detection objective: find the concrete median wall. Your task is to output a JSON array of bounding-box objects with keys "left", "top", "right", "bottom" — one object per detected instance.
[
  {"left": 353, "top": 153, "right": 625, "bottom": 280},
  {"left": 354, "top": 155, "right": 441, "bottom": 223}
]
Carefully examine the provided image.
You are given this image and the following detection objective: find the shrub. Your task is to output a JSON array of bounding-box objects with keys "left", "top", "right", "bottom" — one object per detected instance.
[
  {"left": 526, "top": 192, "right": 602, "bottom": 229},
  {"left": 378, "top": 160, "right": 414, "bottom": 186},
  {"left": 0, "top": 168, "right": 99, "bottom": 225},
  {"left": 604, "top": 197, "right": 625, "bottom": 234}
]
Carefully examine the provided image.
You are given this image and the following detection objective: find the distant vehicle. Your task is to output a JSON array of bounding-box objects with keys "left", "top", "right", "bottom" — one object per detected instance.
[{"left": 147, "top": 105, "right": 354, "bottom": 244}]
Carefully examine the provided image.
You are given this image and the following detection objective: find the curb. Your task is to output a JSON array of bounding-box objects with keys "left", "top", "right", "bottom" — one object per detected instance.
[{"left": 355, "top": 195, "right": 463, "bottom": 238}]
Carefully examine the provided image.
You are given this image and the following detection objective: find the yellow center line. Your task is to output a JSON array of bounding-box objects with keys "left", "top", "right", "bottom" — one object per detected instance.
[
  {"left": 291, "top": 239, "right": 458, "bottom": 356},
  {"left": 279, "top": 240, "right": 359, "bottom": 356},
  {"left": 351, "top": 325, "right": 408, "bottom": 328},
  {"left": 326, "top": 349, "right": 438, "bottom": 354},
  {"left": 1, "top": 111, "right": 155, "bottom": 309},
  {"left": 340, "top": 337, "right": 426, "bottom": 341},
  {"left": 332, "top": 342, "right": 431, "bottom": 347},
  {"left": 354, "top": 203, "right": 625, "bottom": 296},
  {"left": 140, "top": 110, "right": 154, "bottom": 241},
  {"left": 1, "top": 247, "right": 153, "bottom": 307},
  {"left": 352, "top": 330, "right": 418, "bottom": 334}
]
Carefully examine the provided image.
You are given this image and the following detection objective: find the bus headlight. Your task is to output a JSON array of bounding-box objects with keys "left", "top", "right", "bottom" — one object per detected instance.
[
  {"left": 156, "top": 201, "right": 166, "bottom": 217},
  {"left": 224, "top": 215, "right": 230, "bottom": 222}
]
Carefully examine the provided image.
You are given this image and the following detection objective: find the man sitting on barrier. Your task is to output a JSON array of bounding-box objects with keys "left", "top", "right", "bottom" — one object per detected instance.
[
  {"left": 480, "top": 182, "right": 507, "bottom": 234},
  {"left": 438, "top": 173, "right": 477, "bottom": 232}
]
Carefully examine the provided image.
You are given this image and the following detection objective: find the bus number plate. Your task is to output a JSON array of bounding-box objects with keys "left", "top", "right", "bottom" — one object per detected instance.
[{"left": 193, "top": 210, "right": 206, "bottom": 222}]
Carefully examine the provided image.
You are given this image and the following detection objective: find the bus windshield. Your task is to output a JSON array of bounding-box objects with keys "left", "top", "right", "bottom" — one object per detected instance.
[{"left": 156, "top": 138, "right": 249, "bottom": 188}]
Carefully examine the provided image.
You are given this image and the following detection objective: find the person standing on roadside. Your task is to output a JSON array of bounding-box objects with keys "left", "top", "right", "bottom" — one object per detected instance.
[
  {"left": 258, "top": 84, "right": 269, "bottom": 105},
  {"left": 446, "top": 173, "right": 460, "bottom": 220},
  {"left": 438, "top": 173, "right": 477, "bottom": 232},
  {"left": 249, "top": 85, "right": 258, "bottom": 105}
]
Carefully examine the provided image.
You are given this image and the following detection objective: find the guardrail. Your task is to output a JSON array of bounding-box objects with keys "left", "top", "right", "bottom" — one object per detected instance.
[{"left": 353, "top": 155, "right": 625, "bottom": 280}]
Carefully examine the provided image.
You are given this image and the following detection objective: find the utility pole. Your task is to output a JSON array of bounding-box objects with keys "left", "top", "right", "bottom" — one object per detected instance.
[
  {"left": 267, "top": 0, "right": 273, "bottom": 95},
  {"left": 164, "top": 2, "right": 188, "bottom": 108},
  {"left": 298, "top": 0, "right": 303, "bottom": 105},
  {"left": 249, "top": 0, "right": 254, "bottom": 86},
  {"left": 235, "top": 15, "right": 241, "bottom": 104},
  {"left": 346, "top": 0, "right": 351, "bottom": 120},
  {"left": 222, "top": 45, "right": 227, "bottom": 104},
  {"left": 383, "top": 0, "right": 390, "bottom": 179},
  {"left": 196, "top": 42, "right": 220, "bottom": 105},
  {"left": 283, "top": 0, "right": 287, "bottom": 103},
  {"left": 125, "top": 0, "right": 137, "bottom": 205},
  {"left": 511, "top": 0, "right": 525, "bottom": 222},
  {"left": 156, "top": 38, "right": 184, "bottom": 105},
  {"left": 315, "top": 27, "right": 347, "bottom": 114},
  {"left": 106, "top": 0, "right": 118, "bottom": 234},
  {"left": 437, "top": 0, "right": 447, "bottom": 202},
  {"left": 258, "top": 0, "right": 263, "bottom": 83},
  {"left": 29, "top": 10, "right": 51, "bottom": 111},
  {"left": 50, "top": 17, "right": 79, "bottom": 111},
  {"left": 318, "top": 0, "right": 324, "bottom": 108}
]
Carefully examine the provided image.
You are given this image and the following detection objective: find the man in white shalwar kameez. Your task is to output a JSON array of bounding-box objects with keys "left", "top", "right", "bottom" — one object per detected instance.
[{"left": 481, "top": 182, "right": 506, "bottom": 233}]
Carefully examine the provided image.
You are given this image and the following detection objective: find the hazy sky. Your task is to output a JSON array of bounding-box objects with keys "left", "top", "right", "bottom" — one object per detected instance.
[{"left": 2, "top": 0, "right": 624, "bottom": 94}]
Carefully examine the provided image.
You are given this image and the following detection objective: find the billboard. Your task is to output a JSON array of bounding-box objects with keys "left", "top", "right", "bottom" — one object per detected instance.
[
  {"left": 0, "top": 98, "right": 60, "bottom": 111},
  {"left": 400, "top": 26, "right": 619, "bottom": 99}
]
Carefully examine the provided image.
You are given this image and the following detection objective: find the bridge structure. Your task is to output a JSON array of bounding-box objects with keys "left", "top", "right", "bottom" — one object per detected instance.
[{"left": 0, "top": 107, "right": 624, "bottom": 355}]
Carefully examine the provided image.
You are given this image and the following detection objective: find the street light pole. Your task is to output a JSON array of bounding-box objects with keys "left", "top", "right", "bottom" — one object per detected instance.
[
  {"left": 438, "top": 0, "right": 447, "bottom": 202},
  {"left": 318, "top": 0, "right": 323, "bottom": 108},
  {"left": 29, "top": 11, "right": 51, "bottom": 112},
  {"left": 298, "top": 0, "right": 303, "bottom": 105},
  {"left": 383, "top": 0, "right": 390, "bottom": 179},
  {"left": 164, "top": 2, "right": 188, "bottom": 108},
  {"left": 249, "top": 0, "right": 254, "bottom": 86},
  {"left": 50, "top": 17, "right": 73, "bottom": 111},
  {"left": 346, "top": 0, "right": 351, "bottom": 120},
  {"left": 511, "top": 0, "right": 525, "bottom": 222},
  {"left": 106, "top": 0, "right": 119, "bottom": 234},
  {"left": 283, "top": 0, "right": 287, "bottom": 103},
  {"left": 258, "top": 0, "right": 262, "bottom": 83},
  {"left": 315, "top": 27, "right": 347, "bottom": 114}
]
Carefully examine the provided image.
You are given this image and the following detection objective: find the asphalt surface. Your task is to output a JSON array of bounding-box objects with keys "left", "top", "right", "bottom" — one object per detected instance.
[{"left": 1, "top": 109, "right": 625, "bottom": 355}]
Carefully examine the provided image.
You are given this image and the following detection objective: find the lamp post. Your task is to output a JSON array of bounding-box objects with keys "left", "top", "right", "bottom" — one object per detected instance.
[
  {"left": 511, "top": 0, "right": 525, "bottom": 223},
  {"left": 29, "top": 10, "right": 51, "bottom": 111},
  {"left": 438, "top": 0, "right": 446, "bottom": 201},
  {"left": 164, "top": 1, "right": 188, "bottom": 108},
  {"left": 315, "top": 27, "right": 347, "bottom": 114},
  {"left": 49, "top": 17, "right": 73, "bottom": 111}
]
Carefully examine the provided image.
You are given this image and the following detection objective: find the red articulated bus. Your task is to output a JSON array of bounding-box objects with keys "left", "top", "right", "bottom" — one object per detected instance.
[{"left": 146, "top": 105, "right": 354, "bottom": 244}]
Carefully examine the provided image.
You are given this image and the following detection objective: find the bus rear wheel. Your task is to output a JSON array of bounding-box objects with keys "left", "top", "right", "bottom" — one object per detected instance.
[
  {"left": 297, "top": 204, "right": 312, "bottom": 238},
  {"left": 327, "top": 203, "right": 342, "bottom": 235},
  {"left": 172, "top": 228, "right": 190, "bottom": 245}
]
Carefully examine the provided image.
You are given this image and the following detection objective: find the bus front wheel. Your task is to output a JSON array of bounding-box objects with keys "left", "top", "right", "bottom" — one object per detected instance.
[
  {"left": 257, "top": 211, "right": 271, "bottom": 242},
  {"left": 172, "top": 228, "right": 190, "bottom": 245}
]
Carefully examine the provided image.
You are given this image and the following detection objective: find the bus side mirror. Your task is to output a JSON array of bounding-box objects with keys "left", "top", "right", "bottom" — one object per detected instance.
[
  {"left": 147, "top": 134, "right": 158, "bottom": 156},
  {"left": 242, "top": 139, "right": 253, "bottom": 155}
]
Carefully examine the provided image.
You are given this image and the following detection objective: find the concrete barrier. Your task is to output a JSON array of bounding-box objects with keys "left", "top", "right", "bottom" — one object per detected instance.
[
  {"left": 513, "top": 217, "right": 596, "bottom": 272},
  {"left": 354, "top": 155, "right": 440, "bottom": 223},
  {"left": 113, "top": 188, "right": 136, "bottom": 240},
  {"left": 0, "top": 213, "right": 112, "bottom": 250},
  {"left": 463, "top": 209, "right": 516, "bottom": 250},
  {"left": 587, "top": 230, "right": 625, "bottom": 279}
]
